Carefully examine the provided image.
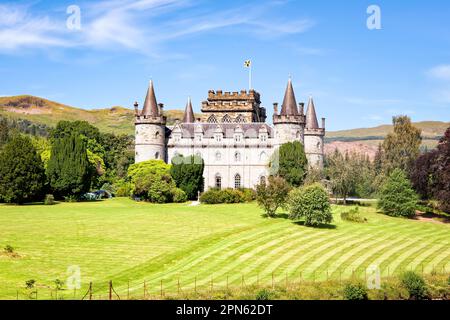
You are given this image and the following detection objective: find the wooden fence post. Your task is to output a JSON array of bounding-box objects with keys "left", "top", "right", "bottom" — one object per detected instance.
[
  {"left": 144, "top": 281, "right": 147, "bottom": 299},
  {"left": 127, "top": 280, "right": 130, "bottom": 300},
  {"left": 109, "top": 281, "right": 112, "bottom": 300},
  {"left": 160, "top": 279, "right": 163, "bottom": 298}
]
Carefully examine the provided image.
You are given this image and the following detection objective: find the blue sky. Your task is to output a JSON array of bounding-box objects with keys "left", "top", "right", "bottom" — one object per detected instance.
[{"left": 0, "top": 0, "right": 449, "bottom": 131}]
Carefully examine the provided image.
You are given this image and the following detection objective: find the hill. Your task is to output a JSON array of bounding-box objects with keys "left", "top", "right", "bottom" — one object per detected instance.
[{"left": 0, "top": 95, "right": 195, "bottom": 135}]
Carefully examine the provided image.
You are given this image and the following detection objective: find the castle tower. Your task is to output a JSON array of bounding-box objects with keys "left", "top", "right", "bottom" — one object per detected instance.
[
  {"left": 182, "top": 96, "right": 195, "bottom": 123},
  {"left": 273, "top": 78, "right": 305, "bottom": 149},
  {"left": 304, "top": 96, "right": 325, "bottom": 169},
  {"left": 134, "top": 80, "right": 167, "bottom": 163}
]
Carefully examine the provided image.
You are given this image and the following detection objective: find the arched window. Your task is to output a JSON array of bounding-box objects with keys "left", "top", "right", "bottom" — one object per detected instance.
[
  {"left": 259, "top": 151, "right": 267, "bottom": 162},
  {"left": 222, "top": 115, "right": 232, "bottom": 123},
  {"left": 215, "top": 152, "right": 222, "bottom": 161},
  {"left": 260, "top": 176, "right": 266, "bottom": 184},
  {"left": 207, "top": 115, "right": 218, "bottom": 123},
  {"left": 234, "top": 174, "right": 241, "bottom": 189},
  {"left": 296, "top": 131, "right": 301, "bottom": 139},
  {"left": 155, "top": 152, "right": 160, "bottom": 159},
  {"left": 215, "top": 174, "right": 222, "bottom": 189},
  {"left": 234, "top": 152, "right": 241, "bottom": 162},
  {"left": 155, "top": 131, "right": 160, "bottom": 139}
]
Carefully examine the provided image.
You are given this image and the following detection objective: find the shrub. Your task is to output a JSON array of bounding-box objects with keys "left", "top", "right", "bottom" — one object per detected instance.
[
  {"left": 378, "top": 169, "right": 418, "bottom": 218},
  {"left": 44, "top": 194, "right": 55, "bottom": 205},
  {"left": 340, "top": 207, "right": 367, "bottom": 223},
  {"left": 400, "top": 271, "right": 428, "bottom": 300},
  {"left": 172, "top": 188, "right": 188, "bottom": 203},
  {"left": 200, "top": 188, "right": 245, "bottom": 204},
  {"left": 256, "top": 176, "right": 291, "bottom": 217},
  {"left": 170, "top": 155, "right": 204, "bottom": 200},
  {"left": 25, "top": 279, "right": 36, "bottom": 289},
  {"left": 239, "top": 188, "right": 256, "bottom": 202},
  {"left": 54, "top": 279, "right": 64, "bottom": 290},
  {"left": 114, "top": 180, "right": 133, "bottom": 198},
  {"left": 287, "top": 183, "right": 332, "bottom": 227},
  {"left": 269, "top": 141, "right": 308, "bottom": 187},
  {"left": 343, "top": 283, "right": 368, "bottom": 300},
  {"left": 4, "top": 245, "right": 14, "bottom": 253},
  {"left": 256, "top": 289, "right": 273, "bottom": 300}
]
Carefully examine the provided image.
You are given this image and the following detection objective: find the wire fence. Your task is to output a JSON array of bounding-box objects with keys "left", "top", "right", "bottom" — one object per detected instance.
[{"left": 8, "top": 264, "right": 449, "bottom": 300}]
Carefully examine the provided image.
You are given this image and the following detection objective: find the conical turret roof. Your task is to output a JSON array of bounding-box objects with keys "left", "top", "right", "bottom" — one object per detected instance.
[
  {"left": 182, "top": 97, "right": 195, "bottom": 123},
  {"left": 141, "top": 80, "right": 159, "bottom": 116},
  {"left": 280, "top": 78, "right": 298, "bottom": 116},
  {"left": 306, "top": 96, "right": 319, "bottom": 129}
]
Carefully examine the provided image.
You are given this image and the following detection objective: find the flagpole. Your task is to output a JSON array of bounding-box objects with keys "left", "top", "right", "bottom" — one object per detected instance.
[{"left": 249, "top": 62, "right": 252, "bottom": 90}]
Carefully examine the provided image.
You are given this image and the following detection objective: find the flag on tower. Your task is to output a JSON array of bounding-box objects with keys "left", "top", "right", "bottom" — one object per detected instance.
[{"left": 244, "top": 60, "right": 251, "bottom": 68}]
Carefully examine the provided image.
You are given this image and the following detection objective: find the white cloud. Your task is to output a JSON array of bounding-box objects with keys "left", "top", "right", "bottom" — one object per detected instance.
[
  {"left": 0, "top": 1, "right": 315, "bottom": 57},
  {"left": 427, "top": 65, "right": 450, "bottom": 81}
]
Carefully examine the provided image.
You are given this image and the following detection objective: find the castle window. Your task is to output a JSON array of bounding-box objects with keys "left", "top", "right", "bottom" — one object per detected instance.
[
  {"left": 235, "top": 115, "right": 246, "bottom": 123},
  {"left": 207, "top": 115, "right": 218, "bottom": 123},
  {"left": 196, "top": 134, "right": 202, "bottom": 142},
  {"left": 260, "top": 134, "right": 267, "bottom": 142},
  {"left": 296, "top": 131, "right": 301, "bottom": 139},
  {"left": 260, "top": 176, "right": 266, "bottom": 185},
  {"left": 155, "top": 152, "right": 160, "bottom": 159},
  {"left": 215, "top": 152, "right": 222, "bottom": 161},
  {"left": 234, "top": 174, "right": 241, "bottom": 189},
  {"left": 234, "top": 134, "right": 242, "bottom": 143},
  {"left": 234, "top": 152, "right": 241, "bottom": 162},
  {"left": 215, "top": 174, "right": 222, "bottom": 189},
  {"left": 155, "top": 131, "right": 160, "bottom": 139},
  {"left": 215, "top": 134, "right": 222, "bottom": 142},
  {"left": 317, "top": 141, "right": 321, "bottom": 148},
  {"left": 222, "top": 115, "right": 232, "bottom": 123},
  {"left": 259, "top": 152, "right": 267, "bottom": 162}
]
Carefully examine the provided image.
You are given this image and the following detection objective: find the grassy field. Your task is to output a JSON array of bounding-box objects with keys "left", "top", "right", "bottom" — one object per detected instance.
[{"left": 0, "top": 198, "right": 449, "bottom": 300}]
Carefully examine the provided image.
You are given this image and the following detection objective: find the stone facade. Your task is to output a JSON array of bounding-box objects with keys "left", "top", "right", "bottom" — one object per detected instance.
[{"left": 134, "top": 79, "right": 326, "bottom": 190}]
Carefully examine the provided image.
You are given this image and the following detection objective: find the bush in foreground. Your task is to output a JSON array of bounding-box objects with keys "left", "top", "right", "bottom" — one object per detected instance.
[
  {"left": 287, "top": 183, "right": 332, "bottom": 227},
  {"left": 200, "top": 188, "right": 246, "bottom": 204},
  {"left": 343, "top": 283, "right": 368, "bottom": 300},
  {"left": 378, "top": 169, "right": 418, "bottom": 218},
  {"left": 400, "top": 271, "right": 428, "bottom": 300},
  {"left": 340, "top": 207, "right": 367, "bottom": 223}
]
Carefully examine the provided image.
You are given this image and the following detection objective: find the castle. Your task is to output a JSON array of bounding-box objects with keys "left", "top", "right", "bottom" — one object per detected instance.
[{"left": 134, "top": 79, "right": 326, "bottom": 190}]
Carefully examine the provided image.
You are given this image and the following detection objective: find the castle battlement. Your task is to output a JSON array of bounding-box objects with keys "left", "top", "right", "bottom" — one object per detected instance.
[{"left": 207, "top": 89, "right": 261, "bottom": 103}]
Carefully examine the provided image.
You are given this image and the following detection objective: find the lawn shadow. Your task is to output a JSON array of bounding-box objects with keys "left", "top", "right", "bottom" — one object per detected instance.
[{"left": 293, "top": 220, "right": 337, "bottom": 229}]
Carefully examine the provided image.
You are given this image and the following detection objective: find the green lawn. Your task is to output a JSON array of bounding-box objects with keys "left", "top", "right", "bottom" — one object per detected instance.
[{"left": 0, "top": 198, "right": 448, "bottom": 300}]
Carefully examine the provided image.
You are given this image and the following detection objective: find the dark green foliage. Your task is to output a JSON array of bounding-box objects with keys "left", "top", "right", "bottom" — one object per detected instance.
[
  {"left": 200, "top": 188, "right": 246, "bottom": 204},
  {"left": 343, "top": 283, "right": 368, "bottom": 300},
  {"left": 400, "top": 271, "right": 428, "bottom": 300},
  {"left": 270, "top": 141, "right": 308, "bottom": 187},
  {"left": 340, "top": 207, "right": 367, "bottom": 223},
  {"left": 287, "top": 183, "right": 332, "bottom": 227},
  {"left": 0, "top": 134, "right": 45, "bottom": 204},
  {"left": 256, "top": 176, "right": 291, "bottom": 217},
  {"left": 239, "top": 188, "right": 256, "bottom": 202},
  {"left": 378, "top": 169, "right": 418, "bottom": 218},
  {"left": 50, "top": 120, "right": 101, "bottom": 141},
  {"left": 44, "top": 194, "right": 55, "bottom": 205},
  {"left": 433, "top": 128, "right": 450, "bottom": 212},
  {"left": 47, "top": 133, "right": 93, "bottom": 198},
  {"left": 0, "top": 117, "right": 9, "bottom": 148},
  {"left": 4, "top": 245, "right": 14, "bottom": 253},
  {"left": 25, "top": 279, "right": 35, "bottom": 289},
  {"left": 170, "top": 155, "right": 204, "bottom": 200}
]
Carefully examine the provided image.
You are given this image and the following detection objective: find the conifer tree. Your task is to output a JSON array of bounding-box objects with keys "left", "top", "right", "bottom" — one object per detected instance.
[
  {"left": 0, "top": 134, "right": 45, "bottom": 204},
  {"left": 270, "top": 141, "right": 308, "bottom": 187},
  {"left": 47, "top": 133, "right": 92, "bottom": 198}
]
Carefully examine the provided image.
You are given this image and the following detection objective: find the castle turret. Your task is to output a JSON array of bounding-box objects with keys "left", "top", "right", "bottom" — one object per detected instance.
[
  {"left": 273, "top": 78, "right": 305, "bottom": 148},
  {"left": 135, "top": 80, "right": 167, "bottom": 163},
  {"left": 182, "top": 96, "right": 195, "bottom": 123},
  {"left": 304, "top": 96, "right": 325, "bottom": 169}
]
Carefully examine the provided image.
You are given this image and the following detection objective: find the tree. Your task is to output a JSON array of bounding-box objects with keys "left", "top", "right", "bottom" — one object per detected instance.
[
  {"left": 270, "top": 141, "right": 308, "bottom": 187},
  {"left": 47, "top": 133, "right": 93, "bottom": 198},
  {"left": 410, "top": 150, "right": 438, "bottom": 200},
  {"left": 127, "top": 160, "right": 178, "bottom": 203},
  {"left": 170, "top": 155, "right": 204, "bottom": 200},
  {"left": 0, "top": 134, "right": 45, "bottom": 204},
  {"left": 382, "top": 116, "right": 422, "bottom": 175},
  {"left": 256, "top": 176, "right": 291, "bottom": 217},
  {"left": 0, "top": 117, "right": 9, "bottom": 149},
  {"left": 432, "top": 127, "right": 450, "bottom": 212},
  {"left": 326, "top": 150, "right": 357, "bottom": 204},
  {"left": 287, "top": 183, "right": 332, "bottom": 227},
  {"left": 378, "top": 168, "right": 418, "bottom": 218}
]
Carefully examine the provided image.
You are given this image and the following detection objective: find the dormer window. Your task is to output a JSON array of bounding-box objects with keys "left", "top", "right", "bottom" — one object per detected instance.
[
  {"left": 260, "top": 134, "right": 267, "bottom": 142},
  {"left": 215, "top": 134, "right": 222, "bottom": 142},
  {"left": 234, "top": 134, "right": 242, "bottom": 143}
]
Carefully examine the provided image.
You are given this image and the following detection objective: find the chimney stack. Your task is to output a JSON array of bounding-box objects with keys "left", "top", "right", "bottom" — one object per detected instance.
[
  {"left": 134, "top": 101, "right": 139, "bottom": 115},
  {"left": 273, "top": 103, "right": 279, "bottom": 115},
  {"left": 299, "top": 103, "right": 305, "bottom": 115}
]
